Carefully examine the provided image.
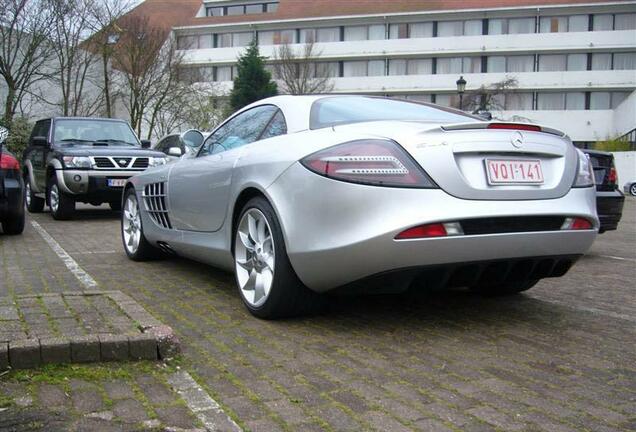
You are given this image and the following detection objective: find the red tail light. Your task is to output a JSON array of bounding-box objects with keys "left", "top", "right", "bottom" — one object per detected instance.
[
  {"left": 487, "top": 123, "right": 542, "bottom": 132},
  {"left": 561, "top": 217, "right": 593, "bottom": 230},
  {"left": 607, "top": 167, "right": 617, "bottom": 185},
  {"left": 301, "top": 139, "right": 436, "bottom": 188},
  {"left": 396, "top": 223, "right": 447, "bottom": 239},
  {"left": 0, "top": 153, "right": 20, "bottom": 170}
]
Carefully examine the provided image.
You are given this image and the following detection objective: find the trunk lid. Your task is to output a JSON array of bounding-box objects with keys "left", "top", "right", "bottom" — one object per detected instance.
[{"left": 337, "top": 120, "right": 578, "bottom": 200}]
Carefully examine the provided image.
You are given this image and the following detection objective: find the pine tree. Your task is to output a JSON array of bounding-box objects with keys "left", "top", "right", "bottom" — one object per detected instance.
[{"left": 229, "top": 40, "right": 278, "bottom": 112}]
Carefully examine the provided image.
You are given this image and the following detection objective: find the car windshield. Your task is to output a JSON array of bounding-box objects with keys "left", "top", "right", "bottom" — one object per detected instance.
[
  {"left": 310, "top": 96, "right": 479, "bottom": 129},
  {"left": 53, "top": 119, "right": 140, "bottom": 146}
]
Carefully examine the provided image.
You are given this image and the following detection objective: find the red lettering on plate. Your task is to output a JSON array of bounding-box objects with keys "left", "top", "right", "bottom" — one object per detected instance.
[{"left": 501, "top": 165, "right": 508, "bottom": 179}]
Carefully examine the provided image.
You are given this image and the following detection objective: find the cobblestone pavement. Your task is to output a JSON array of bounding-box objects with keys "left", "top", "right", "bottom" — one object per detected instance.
[{"left": 1, "top": 199, "right": 635, "bottom": 431}]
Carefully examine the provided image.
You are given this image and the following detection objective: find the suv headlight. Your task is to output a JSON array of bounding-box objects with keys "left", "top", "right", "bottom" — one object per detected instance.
[
  {"left": 149, "top": 156, "right": 169, "bottom": 167},
  {"left": 62, "top": 156, "right": 92, "bottom": 169},
  {"left": 573, "top": 149, "right": 594, "bottom": 188}
]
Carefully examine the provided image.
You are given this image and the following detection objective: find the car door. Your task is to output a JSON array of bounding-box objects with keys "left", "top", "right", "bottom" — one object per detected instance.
[
  {"left": 168, "top": 105, "right": 279, "bottom": 232},
  {"left": 27, "top": 119, "right": 51, "bottom": 191}
]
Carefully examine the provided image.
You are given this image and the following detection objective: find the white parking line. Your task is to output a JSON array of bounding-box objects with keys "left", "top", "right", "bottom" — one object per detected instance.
[
  {"left": 168, "top": 371, "right": 242, "bottom": 432},
  {"left": 596, "top": 254, "right": 636, "bottom": 263},
  {"left": 537, "top": 298, "right": 636, "bottom": 323},
  {"left": 30, "top": 220, "right": 98, "bottom": 289}
]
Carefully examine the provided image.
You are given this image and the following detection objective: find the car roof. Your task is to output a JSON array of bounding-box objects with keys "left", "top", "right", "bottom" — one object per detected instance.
[{"left": 38, "top": 117, "right": 129, "bottom": 123}]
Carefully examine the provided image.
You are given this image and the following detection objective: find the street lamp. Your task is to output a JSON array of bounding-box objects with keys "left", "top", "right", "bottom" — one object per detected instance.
[{"left": 456, "top": 76, "right": 467, "bottom": 111}]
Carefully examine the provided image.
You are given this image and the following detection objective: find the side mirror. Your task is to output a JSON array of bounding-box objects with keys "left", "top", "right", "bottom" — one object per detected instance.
[
  {"left": 140, "top": 139, "right": 151, "bottom": 148},
  {"left": 167, "top": 147, "right": 183, "bottom": 157},
  {"left": 32, "top": 136, "right": 48, "bottom": 147},
  {"left": 0, "top": 126, "right": 8, "bottom": 143}
]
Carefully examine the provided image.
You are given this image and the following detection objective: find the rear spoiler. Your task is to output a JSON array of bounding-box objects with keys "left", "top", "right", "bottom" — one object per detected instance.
[{"left": 441, "top": 122, "right": 565, "bottom": 137}]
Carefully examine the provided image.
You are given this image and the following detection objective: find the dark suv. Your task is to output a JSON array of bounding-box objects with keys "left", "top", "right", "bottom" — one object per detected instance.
[
  {"left": 23, "top": 117, "right": 167, "bottom": 220},
  {"left": 582, "top": 149, "right": 624, "bottom": 233}
]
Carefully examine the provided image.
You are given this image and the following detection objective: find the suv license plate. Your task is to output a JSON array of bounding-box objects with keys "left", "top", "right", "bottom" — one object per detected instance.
[
  {"left": 486, "top": 159, "right": 544, "bottom": 185},
  {"left": 108, "top": 179, "right": 127, "bottom": 187}
]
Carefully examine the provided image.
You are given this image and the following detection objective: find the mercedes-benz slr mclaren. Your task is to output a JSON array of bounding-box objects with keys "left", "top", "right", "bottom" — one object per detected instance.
[{"left": 121, "top": 95, "right": 597, "bottom": 318}]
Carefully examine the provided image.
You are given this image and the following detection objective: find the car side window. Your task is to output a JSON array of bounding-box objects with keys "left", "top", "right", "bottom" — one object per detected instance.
[
  {"left": 259, "top": 110, "right": 287, "bottom": 140},
  {"left": 30, "top": 120, "right": 51, "bottom": 144},
  {"left": 199, "top": 105, "right": 278, "bottom": 157}
]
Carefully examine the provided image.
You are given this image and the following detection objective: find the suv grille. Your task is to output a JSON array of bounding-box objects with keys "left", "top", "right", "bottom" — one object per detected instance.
[
  {"left": 143, "top": 182, "right": 172, "bottom": 229},
  {"left": 460, "top": 216, "right": 565, "bottom": 235},
  {"left": 91, "top": 156, "right": 150, "bottom": 170},
  {"left": 94, "top": 157, "right": 115, "bottom": 168}
]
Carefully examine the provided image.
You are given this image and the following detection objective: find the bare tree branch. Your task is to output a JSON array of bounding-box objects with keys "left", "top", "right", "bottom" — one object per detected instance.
[
  {"left": 272, "top": 41, "right": 334, "bottom": 95},
  {"left": 0, "top": 0, "right": 55, "bottom": 122}
]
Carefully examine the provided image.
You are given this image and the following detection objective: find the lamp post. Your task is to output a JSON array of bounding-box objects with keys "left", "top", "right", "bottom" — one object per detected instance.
[{"left": 456, "top": 76, "right": 467, "bottom": 111}]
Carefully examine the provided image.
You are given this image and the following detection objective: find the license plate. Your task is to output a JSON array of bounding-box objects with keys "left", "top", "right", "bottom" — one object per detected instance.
[
  {"left": 107, "top": 179, "right": 127, "bottom": 187},
  {"left": 485, "top": 159, "right": 544, "bottom": 185}
]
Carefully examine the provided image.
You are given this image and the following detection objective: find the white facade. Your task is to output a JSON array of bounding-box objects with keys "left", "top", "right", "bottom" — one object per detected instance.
[{"left": 174, "top": 1, "right": 636, "bottom": 144}]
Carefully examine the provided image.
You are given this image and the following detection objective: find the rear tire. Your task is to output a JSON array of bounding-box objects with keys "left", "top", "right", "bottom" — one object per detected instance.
[
  {"left": 47, "top": 175, "right": 75, "bottom": 220},
  {"left": 470, "top": 279, "right": 539, "bottom": 296},
  {"left": 234, "top": 197, "right": 325, "bottom": 319},
  {"left": 25, "top": 178, "right": 45, "bottom": 213},
  {"left": 630, "top": 183, "right": 636, "bottom": 197},
  {"left": 121, "top": 187, "right": 160, "bottom": 261},
  {"left": 2, "top": 212, "right": 25, "bottom": 235}
]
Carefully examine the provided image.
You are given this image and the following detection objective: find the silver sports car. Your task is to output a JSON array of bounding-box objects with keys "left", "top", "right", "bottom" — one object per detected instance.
[{"left": 121, "top": 95, "right": 598, "bottom": 318}]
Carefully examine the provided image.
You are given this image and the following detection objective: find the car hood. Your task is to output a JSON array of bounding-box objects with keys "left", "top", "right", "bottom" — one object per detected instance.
[{"left": 56, "top": 146, "right": 165, "bottom": 158}]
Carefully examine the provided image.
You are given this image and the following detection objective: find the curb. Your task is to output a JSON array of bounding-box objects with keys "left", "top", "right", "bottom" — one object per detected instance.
[{"left": 0, "top": 291, "right": 180, "bottom": 370}]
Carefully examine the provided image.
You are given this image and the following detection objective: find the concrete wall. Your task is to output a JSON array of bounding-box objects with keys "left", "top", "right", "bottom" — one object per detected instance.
[{"left": 613, "top": 151, "right": 636, "bottom": 188}]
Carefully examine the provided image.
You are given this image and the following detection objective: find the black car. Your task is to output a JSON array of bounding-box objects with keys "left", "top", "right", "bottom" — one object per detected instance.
[
  {"left": 583, "top": 149, "right": 624, "bottom": 233},
  {"left": 0, "top": 126, "right": 25, "bottom": 234},
  {"left": 22, "top": 117, "right": 168, "bottom": 220}
]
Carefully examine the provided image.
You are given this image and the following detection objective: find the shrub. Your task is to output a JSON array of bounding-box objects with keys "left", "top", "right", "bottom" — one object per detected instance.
[{"left": 0, "top": 116, "right": 33, "bottom": 157}]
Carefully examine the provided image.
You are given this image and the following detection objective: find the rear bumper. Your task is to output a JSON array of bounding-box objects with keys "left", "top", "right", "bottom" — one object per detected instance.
[
  {"left": 0, "top": 177, "right": 24, "bottom": 220},
  {"left": 267, "top": 163, "right": 598, "bottom": 292},
  {"left": 596, "top": 190, "right": 624, "bottom": 232},
  {"left": 57, "top": 169, "right": 143, "bottom": 202}
]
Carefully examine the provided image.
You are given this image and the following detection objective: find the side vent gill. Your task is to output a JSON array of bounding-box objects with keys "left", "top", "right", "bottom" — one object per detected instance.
[{"left": 143, "top": 182, "right": 172, "bottom": 229}]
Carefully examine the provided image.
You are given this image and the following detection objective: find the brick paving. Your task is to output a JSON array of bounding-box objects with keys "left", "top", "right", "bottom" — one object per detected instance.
[{"left": 0, "top": 201, "right": 635, "bottom": 431}]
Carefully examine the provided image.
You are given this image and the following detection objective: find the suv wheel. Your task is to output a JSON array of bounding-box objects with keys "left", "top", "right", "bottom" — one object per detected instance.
[
  {"left": 234, "top": 197, "right": 325, "bottom": 319},
  {"left": 121, "top": 188, "right": 159, "bottom": 260},
  {"left": 48, "top": 175, "right": 75, "bottom": 220},
  {"left": 630, "top": 183, "right": 636, "bottom": 197},
  {"left": 25, "top": 178, "right": 45, "bottom": 213}
]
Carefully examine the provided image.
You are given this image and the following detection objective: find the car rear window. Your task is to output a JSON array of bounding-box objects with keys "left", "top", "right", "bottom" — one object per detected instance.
[{"left": 310, "top": 96, "right": 479, "bottom": 129}]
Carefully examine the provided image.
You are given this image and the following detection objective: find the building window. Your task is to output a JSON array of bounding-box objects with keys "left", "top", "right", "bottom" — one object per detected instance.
[
  {"left": 199, "top": 34, "right": 213, "bottom": 49},
  {"left": 538, "top": 54, "right": 566, "bottom": 72},
  {"left": 409, "top": 22, "right": 433, "bottom": 38},
  {"left": 437, "top": 21, "right": 464, "bottom": 37},
  {"left": 615, "top": 13, "right": 636, "bottom": 30},
  {"left": 389, "top": 23, "right": 408, "bottom": 39},
  {"left": 258, "top": 29, "right": 296, "bottom": 45},
  {"left": 217, "top": 33, "right": 232, "bottom": 48},
  {"left": 368, "top": 60, "right": 386, "bottom": 76},
  {"left": 590, "top": 92, "right": 611, "bottom": 110},
  {"left": 487, "top": 56, "right": 506, "bottom": 73},
  {"left": 343, "top": 61, "right": 368, "bottom": 77},
  {"left": 315, "top": 62, "right": 339, "bottom": 78},
  {"left": 206, "top": 2, "right": 279, "bottom": 17},
  {"left": 568, "top": 15, "right": 589, "bottom": 32},
  {"left": 506, "top": 55, "right": 534, "bottom": 72},
  {"left": 368, "top": 24, "right": 386, "bottom": 40},
  {"left": 177, "top": 35, "right": 198, "bottom": 50},
  {"left": 537, "top": 93, "right": 566, "bottom": 110},
  {"left": 233, "top": 32, "right": 253, "bottom": 47},
  {"left": 508, "top": 17, "right": 535, "bottom": 34},
  {"left": 388, "top": 59, "right": 407, "bottom": 76},
  {"left": 437, "top": 57, "right": 481, "bottom": 74},
  {"left": 567, "top": 54, "right": 587, "bottom": 71},
  {"left": 591, "top": 53, "right": 612, "bottom": 70},
  {"left": 614, "top": 52, "right": 636, "bottom": 70},
  {"left": 565, "top": 92, "right": 586, "bottom": 109},
  {"left": 611, "top": 92, "right": 630, "bottom": 109},
  {"left": 593, "top": 14, "right": 614, "bottom": 31},
  {"left": 505, "top": 93, "right": 534, "bottom": 110},
  {"left": 342, "top": 25, "right": 387, "bottom": 41},
  {"left": 407, "top": 59, "right": 433, "bottom": 75},
  {"left": 464, "top": 20, "right": 483, "bottom": 36}
]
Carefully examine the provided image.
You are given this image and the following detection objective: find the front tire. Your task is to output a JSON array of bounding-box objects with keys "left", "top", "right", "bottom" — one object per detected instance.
[
  {"left": 121, "top": 188, "right": 159, "bottom": 261},
  {"left": 470, "top": 279, "right": 539, "bottom": 296},
  {"left": 25, "top": 178, "right": 45, "bottom": 213},
  {"left": 48, "top": 175, "right": 75, "bottom": 220},
  {"left": 234, "top": 197, "right": 324, "bottom": 319}
]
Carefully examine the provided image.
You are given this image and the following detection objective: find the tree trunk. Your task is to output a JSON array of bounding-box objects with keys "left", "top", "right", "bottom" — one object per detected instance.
[
  {"left": 103, "top": 53, "right": 112, "bottom": 117},
  {"left": 3, "top": 87, "right": 16, "bottom": 124}
]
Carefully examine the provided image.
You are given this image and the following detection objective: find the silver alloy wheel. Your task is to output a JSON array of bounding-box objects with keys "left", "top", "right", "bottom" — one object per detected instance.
[
  {"left": 631, "top": 183, "right": 636, "bottom": 197},
  {"left": 49, "top": 184, "right": 59, "bottom": 213},
  {"left": 122, "top": 194, "right": 142, "bottom": 254},
  {"left": 25, "top": 182, "right": 31, "bottom": 207},
  {"left": 235, "top": 209, "right": 275, "bottom": 308}
]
